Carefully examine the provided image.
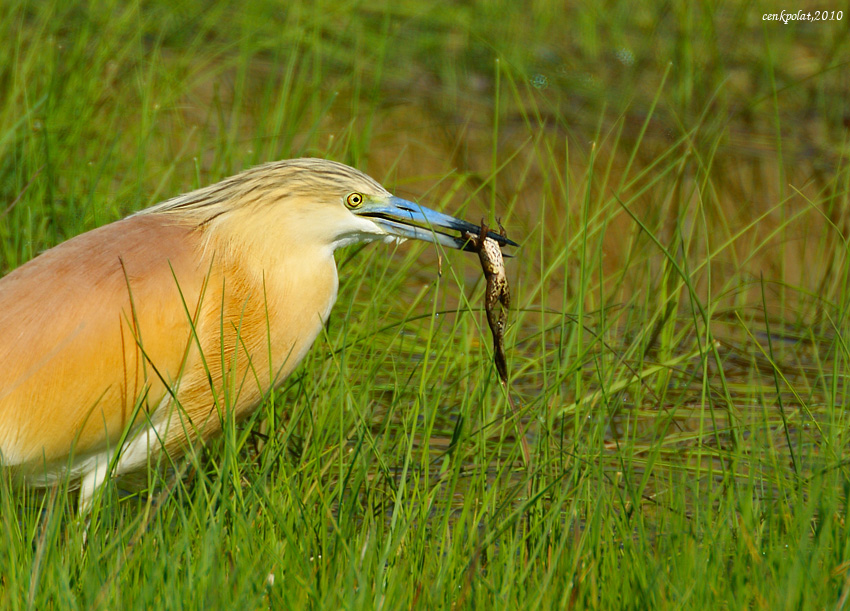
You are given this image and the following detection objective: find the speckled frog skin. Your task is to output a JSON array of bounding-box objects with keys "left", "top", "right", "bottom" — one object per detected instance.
[{"left": 467, "top": 220, "right": 510, "bottom": 382}]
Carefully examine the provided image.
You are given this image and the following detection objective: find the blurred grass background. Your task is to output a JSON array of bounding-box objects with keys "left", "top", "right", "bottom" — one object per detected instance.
[{"left": 1, "top": 0, "right": 850, "bottom": 608}]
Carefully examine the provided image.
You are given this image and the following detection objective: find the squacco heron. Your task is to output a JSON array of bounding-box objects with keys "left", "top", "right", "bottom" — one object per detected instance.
[{"left": 0, "top": 158, "right": 515, "bottom": 511}]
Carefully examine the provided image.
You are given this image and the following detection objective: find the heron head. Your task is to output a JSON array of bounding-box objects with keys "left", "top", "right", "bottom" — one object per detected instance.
[
  {"left": 144, "top": 158, "right": 517, "bottom": 255},
  {"left": 284, "top": 159, "right": 517, "bottom": 252}
]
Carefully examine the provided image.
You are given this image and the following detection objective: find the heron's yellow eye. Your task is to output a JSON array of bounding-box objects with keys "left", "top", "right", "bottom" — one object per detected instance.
[{"left": 345, "top": 192, "right": 364, "bottom": 208}]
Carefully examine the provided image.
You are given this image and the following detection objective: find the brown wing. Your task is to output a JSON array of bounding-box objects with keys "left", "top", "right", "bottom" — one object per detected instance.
[{"left": 0, "top": 215, "right": 204, "bottom": 468}]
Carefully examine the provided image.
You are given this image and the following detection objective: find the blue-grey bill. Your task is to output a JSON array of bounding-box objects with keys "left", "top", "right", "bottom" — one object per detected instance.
[{"left": 360, "top": 196, "right": 517, "bottom": 252}]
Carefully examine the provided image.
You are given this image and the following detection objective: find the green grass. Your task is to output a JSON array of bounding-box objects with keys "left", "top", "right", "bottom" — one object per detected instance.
[{"left": 2, "top": 0, "right": 850, "bottom": 608}]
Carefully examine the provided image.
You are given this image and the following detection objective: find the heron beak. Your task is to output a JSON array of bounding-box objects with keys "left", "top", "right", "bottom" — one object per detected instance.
[{"left": 355, "top": 196, "right": 518, "bottom": 252}]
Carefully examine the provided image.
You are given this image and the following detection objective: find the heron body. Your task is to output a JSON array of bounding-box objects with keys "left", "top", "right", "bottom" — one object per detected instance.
[{"left": 0, "top": 158, "right": 514, "bottom": 510}]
